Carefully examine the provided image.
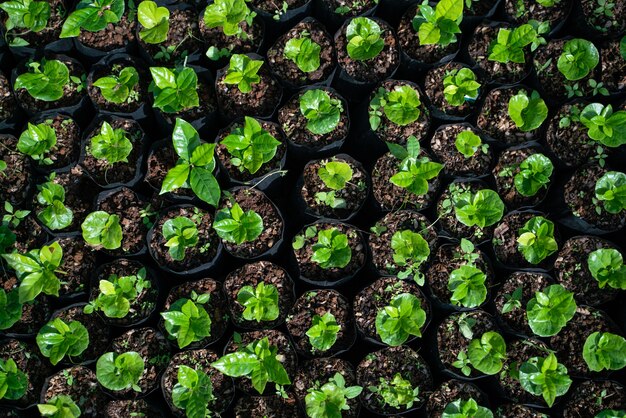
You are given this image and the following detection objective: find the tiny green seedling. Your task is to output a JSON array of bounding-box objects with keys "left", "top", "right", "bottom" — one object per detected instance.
[
  {"left": 203, "top": 0, "right": 256, "bottom": 39},
  {"left": 36, "top": 317, "right": 89, "bottom": 365},
  {"left": 557, "top": 38, "right": 600, "bottom": 81},
  {"left": 0, "top": 0, "right": 51, "bottom": 47},
  {"left": 310, "top": 227, "right": 352, "bottom": 269},
  {"left": 161, "top": 291, "right": 212, "bottom": 349},
  {"left": 305, "top": 373, "right": 362, "bottom": 418},
  {"left": 172, "top": 365, "right": 215, "bottom": 418},
  {"left": 583, "top": 331, "right": 626, "bottom": 372},
  {"left": 314, "top": 160, "right": 353, "bottom": 209},
  {"left": 488, "top": 24, "right": 537, "bottom": 63},
  {"left": 579, "top": 104, "right": 626, "bottom": 148},
  {"left": 508, "top": 90, "right": 548, "bottom": 132},
  {"left": 455, "top": 130, "right": 488, "bottom": 158},
  {"left": 448, "top": 264, "right": 487, "bottom": 308},
  {"left": 587, "top": 248, "right": 626, "bottom": 290},
  {"left": 17, "top": 121, "right": 56, "bottom": 165},
  {"left": 284, "top": 32, "right": 321, "bottom": 73},
  {"left": 163, "top": 216, "right": 199, "bottom": 261},
  {"left": 236, "top": 282, "right": 279, "bottom": 323},
  {"left": 223, "top": 54, "right": 263, "bottom": 93},
  {"left": 93, "top": 65, "right": 140, "bottom": 104},
  {"left": 81, "top": 210, "right": 123, "bottom": 250},
  {"left": 376, "top": 292, "right": 426, "bottom": 346},
  {"left": 299, "top": 89, "right": 343, "bottom": 135},
  {"left": 370, "top": 85, "right": 422, "bottom": 130},
  {"left": 526, "top": 284, "right": 577, "bottom": 337},
  {"left": 84, "top": 268, "right": 150, "bottom": 319},
  {"left": 501, "top": 286, "right": 523, "bottom": 314},
  {"left": 368, "top": 373, "right": 420, "bottom": 410},
  {"left": 88, "top": 121, "right": 133, "bottom": 165},
  {"left": 0, "top": 358, "right": 28, "bottom": 400},
  {"left": 36, "top": 175, "right": 73, "bottom": 230},
  {"left": 96, "top": 351, "right": 145, "bottom": 392},
  {"left": 443, "top": 68, "right": 481, "bottom": 107},
  {"left": 346, "top": 17, "right": 385, "bottom": 61},
  {"left": 137, "top": 0, "right": 170, "bottom": 44},
  {"left": 14, "top": 59, "right": 77, "bottom": 102},
  {"left": 412, "top": 0, "right": 463, "bottom": 47},
  {"left": 442, "top": 398, "right": 493, "bottom": 418},
  {"left": 452, "top": 188, "right": 505, "bottom": 228},
  {"left": 595, "top": 171, "right": 626, "bottom": 214},
  {"left": 60, "top": 0, "right": 125, "bottom": 38},
  {"left": 514, "top": 153, "right": 553, "bottom": 197},
  {"left": 516, "top": 216, "right": 558, "bottom": 264},
  {"left": 38, "top": 395, "right": 81, "bottom": 418},
  {"left": 306, "top": 311, "right": 341, "bottom": 352},
  {"left": 213, "top": 202, "right": 264, "bottom": 245},
  {"left": 390, "top": 229, "right": 430, "bottom": 283},
  {"left": 221, "top": 116, "right": 282, "bottom": 175},
  {"left": 386, "top": 136, "right": 443, "bottom": 197},
  {"left": 149, "top": 67, "right": 200, "bottom": 113},
  {"left": 518, "top": 353, "right": 572, "bottom": 407}
]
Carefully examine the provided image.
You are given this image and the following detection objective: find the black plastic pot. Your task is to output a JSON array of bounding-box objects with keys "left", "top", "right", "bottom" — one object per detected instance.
[
  {"left": 314, "top": 0, "right": 379, "bottom": 34},
  {"left": 73, "top": 20, "right": 139, "bottom": 66},
  {"left": 251, "top": 0, "right": 313, "bottom": 38}
]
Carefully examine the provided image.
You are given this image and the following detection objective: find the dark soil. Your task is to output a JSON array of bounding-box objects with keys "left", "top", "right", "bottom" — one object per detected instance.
[
  {"left": 139, "top": 8, "right": 201, "bottom": 64},
  {"left": 41, "top": 365, "right": 107, "bottom": 417},
  {"left": 52, "top": 303, "right": 109, "bottom": 363},
  {"left": 544, "top": 102, "right": 596, "bottom": 167},
  {"left": 0, "top": 134, "right": 31, "bottom": 206},
  {"left": 233, "top": 392, "right": 301, "bottom": 417},
  {"left": 292, "top": 221, "right": 366, "bottom": 282},
  {"left": 0, "top": 72, "right": 17, "bottom": 120},
  {"left": 430, "top": 124, "right": 492, "bottom": 177},
  {"left": 496, "top": 403, "right": 546, "bottom": 418},
  {"left": 353, "top": 276, "right": 431, "bottom": 343},
  {"left": 162, "top": 349, "right": 235, "bottom": 415},
  {"left": 286, "top": 289, "right": 356, "bottom": 356},
  {"left": 224, "top": 261, "right": 294, "bottom": 330},
  {"left": 498, "top": 338, "right": 551, "bottom": 405},
  {"left": 0, "top": 339, "right": 51, "bottom": 406},
  {"left": 426, "top": 380, "right": 488, "bottom": 417},
  {"left": 600, "top": 39, "right": 626, "bottom": 92},
  {"left": 199, "top": 6, "right": 263, "bottom": 55},
  {"left": 424, "top": 62, "right": 479, "bottom": 119},
  {"left": 493, "top": 146, "right": 549, "bottom": 209},
  {"left": 464, "top": 0, "right": 499, "bottom": 16},
  {"left": 12, "top": 213, "right": 46, "bottom": 253},
  {"left": 78, "top": 6, "right": 136, "bottom": 51},
  {"left": 32, "top": 114, "right": 81, "bottom": 170},
  {"left": 554, "top": 235, "right": 621, "bottom": 306},
  {"left": 215, "top": 118, "right": 287, "bottom": 182},
  {"left": 267, "top": 19, "right": 335, "bottom": 86},
  {"left": 300, "top": 156, "right": 368, "bottom": 219},
  {"left": 149, "top": 206, "right": 219, "bottom": 272},
  {"left": 160, "top": 277, "right": 228, "bottom": 348},
  {"left": 335, "top": 17, "right": 398, "bottom": 83},
  {"left": 494, "top": 271, "right": 552, "bottom": 334},
  {"left": 564, "top": 164, "right": 626, "bottom": 231},
  {"left": 321, "top": 0, "right": 376, "bottom": 16},
  {"left": 250, "top": 0, "right": 308, "bottom": 14},
  {"left": 278, "top": 88, "right": 349, "bottom": 147},
  {"left": 504, "top": 0, "right": 571, "bottom": 25},
  {"left": 88, "top": 61, "right": 149, "bottom": 113},
  {"left": 562, "top": 380, "right": 626, "bottom": 418},
  {"left": 357, "top": 346, "right": 433, "bottom": 414},
  {"left": 109, "top": 327, "right": 170, "bottom": 397},
  {"left": 580, "top": 0, "right": 626, "bottom": 34},
  {"left": 97, "top": 187, "right": 149, "bottom": 255},
  {"left": 493, "top": 211, "right": 555, "bottom": 268},
  {"left": 104, "top": 399, "right": 164, "bottom": 418},
  {"left": 145, "top": 140, "right": 196, "bottom": 199},
  {"left": 56, "top": 235, "right": 97, "bottom": 297}
]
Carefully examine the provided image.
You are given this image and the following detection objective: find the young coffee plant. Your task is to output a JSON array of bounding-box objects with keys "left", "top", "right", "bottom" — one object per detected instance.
[
  {"left": 305, "top": 372, "right": 362, "bottom": 418},
  {"left": 37, "top": 395, "right": 81, "bottom": 418},
  {"left": 518, "top": 353, "right": 572, "bottom": 407},
  {"left": 442, "top": 398, "right": 493, "bottom": 418},
  {"left": 211, "top": 336, "right": 291, "bottom": 394},
  {"left": 84, "top": 267, "right": 150, "bottom": 319},
  {"left": 582, "top": 331, "right": 626, "bottom": 372},
  {"left": 137, "top": 0, "right": 170, "bottom": 44},
  {"left": 386, "top": 136, "right": 444, "bottom": 197},
  {"left": 412, "top": 0, "right": 463, "bottom": 47},
  {"left": 223, "top": 54, "right": 263, "bottom": 93},
  {"left": 284, "top": 32, "right": 321, "bottom": 73},
  {"left": 2, "top": 201, "right": 30, "bottom": 230},
  {"left": 517, "top": 216, "right": 558, "bottom": 264},
  {"left": 203, "top": 0, "right": 256, "bottom": 39},
  {"left": 60, "top": 0, "right": 125, "bottom": 38},
  {"left": 306, "top": 312, "right": 341, "bottom": 352},
  {"left": 0, "top": 358, "right": 27, "bottom": 401},
  {"left": 488, "top": 24, "right": 537, "bottom": 63},
  {"left": 390, "top": 230, "right": 430, "bottom": 283},
  {"left": 376, "top": 292, "right": 426, "bottom": 346},
  {"left": 508, "top": 89, "right": 548, "bottom": 132},
  {"left": 579, "top": 104, "right": 626, "bottom": 147},
  {"left": 161, "top": 291, "right": 212, "bottom": 349},
  {"left": 236, "top": 282, "right": 279, "bottom": 323},
  {"left": 221, "top": 116, "right": 282, "bottom": 175},
  {"left": 299, "top": 89, "right": 344, "bottom": 136},
  {"left": 587, "top": 248, "right": 626, "bottom": 290},
  {"left": 526, "top": 284, "right": 577, "bottom": 337},
  {"left": 314, "top": 160, "right": 353, "bottom": 209},
  {"left": 443, "top": 68, "right": 481, "bottom": 107},
  {"left": 96, "top": 351, "right": 145, "bottom": 392},
  {"left": 452, "top": 188, "right": 505, "bottom": 229},
  {"left": 513, "top": 153, "right": 553, "bottom": 197},
  {"left": 14, "top": 59, "right": 81, "bottom": 102},
  {"left": 2, "top": 241, "right": 63, "bottom": 303},
  {"left": 309, "top": 227, "right": 352, "bottom": 269},
  {"left": 500, "top": 286, "right": 523, "bottom": 314},
  {"left": 448, "top": 264, "right": 488, "bottom": 308},
  {"left": 213, "top": 203, "right": 264, "bottom": 245},
  {"left": 368, "top": 373, "right": 420, "bottom": 410},
  {"left": 369, "top": 85, "right": 422, "bottom": 131},
  {"left": 36, "top": 317, "right": 89, "bottom": 365},
  {"left": 455, "top": 130, "right": 488, "bottom": 158},
  {"left": 467, "top": 331, "right": 507, "bottom": 375},
  {"left": 595, "top": 171, "right": 626, "bottom": 214},
  {"left": 162, "top": 216, "right": 199, "bottom": 261},
  {"left": 92, "top": 65, "right": 140, "bottom": 104},
  {"left": 17, "top": 121, "right": 56, "bottom": 165},
  {"left": 160, "top": 118, "right": 220, "bottom": 206},
  {"left": 149, "top": 67, "right": 199, "bottom": 113},
  {"left": 172, "top": 365, "right": 215, "bottom": 418},
  {"left": 346, "top": 17, "right": 385, "bottom": 61},
  {"left": 36, "top": 175, "right": 73, "bottom": 230},
  {"left": 557, "top": 38, "right": 600, "bottom": 81},
  {"left": 81, "top": 210, "right": 123, "bottom": 250},
  {"left": 0, "top": 0, "right": 52, "bottom": 46},
  {"left": 88, "top": 121, "right": 133, "bottom": 165}
]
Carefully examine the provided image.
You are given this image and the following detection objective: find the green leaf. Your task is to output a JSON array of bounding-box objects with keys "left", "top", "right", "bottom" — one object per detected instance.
[
  {"left": 508, "top": 90, "right": 548, "bottom": 132},
  {"left": 518, "top": 353, "right": 572, "bottom": 407},
  {"left": 516, "top": 216, "right": 558, "bottom": 264},
  {"left": 60, "top": 0, "right": 125, "bottom": 38},
  {"left": 453, "top": 188, "right": 505, "bottom": 228},
  {"left": 189, "top": 167, "right": 221, "bottom": 207},
  {"left": 96, "top": 351, "right": 145, "bottom": 392},
  {"left": 514, "top": 153, "right": 553, "bottom": 197},
  {"left": 442, "top": 398, "right": 494, "bottom": 418},
  {"left": 299, "top": 89, "right": 342, "bottom": 135},
  {"left": 138, "top": 0, "right": 170, "bottom": 44},
  {"left": 583, "top": 331, "right": 626, "bottom": 372},
  {"left": 38, "top": 395, "right": 81, "bottom": 417},
  {"left": 81, "top": 211, "right": 123, "bottom": 250},
  {"left": 318, "top": 161, "right": 353, "bottom": 190},
  {"left": 588, "top": 248, "right": 626, "bottom": 290},
  {"left": 346, "top": 17, "right": 385, "bottom": 61},
  {"left": 160, "top": 163, "right": 191, "bottom": 194},
  {"left": 89, "top": 121, "right": 133, "bottom": 164},
  {"left": 284, "top": 36, "right": 321, "bottom": 73},
  {"left": 557, "top": 39, "right": 600, "bottom": 81},
  {"left": 526, "top": 284, "right": 576, "bottom": 337},
  {"left": 375, "top": 292, "right": 426, "bottom": 346},
  {"left": 14, "top": 59, "right": 69, "bottom": 102},
  {"left": 467, "top": 331, "right": 506, "bottom": 375},
  {"left": 454, "top": 130, "right": 483, "bottom": 158}
]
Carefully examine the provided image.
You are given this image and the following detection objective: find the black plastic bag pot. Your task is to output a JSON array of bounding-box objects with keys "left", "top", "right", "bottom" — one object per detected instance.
[
  {"left": 314, "top": 0, "right": 379, "bottom": 34},
  {"left": 251, "top": 0, "right": 313, "bottom": 38}
]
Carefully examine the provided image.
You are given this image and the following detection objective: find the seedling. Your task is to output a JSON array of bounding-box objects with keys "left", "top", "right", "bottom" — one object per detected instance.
[
  {"left": 452, "top": 188, "right": 505, "bottom": 228},
  {"left": 161, "top": 291, "right": 212, "bottom": 349},
  {"left": 36, "top": 176, "right": 73, "bottom": 231},
  {"left": 38, "top": 395, "right": 81, "bottom": 418},
  {"left": 36, "top": 317, "right": 89, "bottom": 365},
  {"left": 517, "top": 216, "right": 558, "bottom": 264},
  {"left": 137, "top": 0, "right": 170, "bottom": 44},
  {"left": 369, "top": 85, "right": 422, "bottom": 131},
  {"left": 213, "top": 202, "right": 263, "bottom": 245},
  {"left": 212, "top": 336, "right": 291, "bottom": 394},
  {"left": 163, "top": 216, "right": 199, "bottom": 261},
  {"left": 236, "top": 282, "right": 279, "bottom": 323},
  {"left": 376, "top": 292, "right": 426, "bottom": 346},
  {"left": 488, "top": 24, "right": 537, "bottom": 63},
  {"left": 500, "top": 286, "right": 523, "bottom": 314},
  {"left": 0, "top": 358, "right": 27, "bottom": 400},
  {"left": 17, "top": 121, "right": 56, "bottom": 165},
  {"left": 306, "top": 311, "right": 341, "bottom": 352},
  {"left": 448, "top": 264, "right": 487, "bottom": 308},
  {"left": 386, "top": 137, "right": 443, "bottom": 197},
  {"left": 84, "top": 268, "right": 150, "bottom": 319},
  {"left": 88, "top": 121, "right": 133, "bottom": 165},
  {"left": 223, "top": 54, "right": 263, "bottom": 93},
  {"left": 284, "top": 32, "right": 321, "bottom": 73},
  {"left": 305, "top": 373, "right": 362, "bottom": 418},
  {"left": 412, "top": 0, "right": 463, "bottom": 47},
  {"left": 587, "top": 248, "right": 626, "bottom": 290},
  {"left": 2, "top": 202, "right": 30, "bottom": 229},
  {"left": 172, "top": 365, "right": 215, "bottom": 418},
  {"left": 221, "top": 116, "right": 282, "bottom": 175},
  {"left": 310, "top": 227, "right": 352, "bottom": 269},
  {"left": 368, "top": 373, "right": 420, "bottom": 410},
  {"left": 81, "top": 210, "right": 123, "bottom": 250},
  {"left": 60, "top": 0, "right": 125, "bottom": 38},
  {"left": 299, "top": 89, "right": 343, "bottom": 135},
  {"left": 594, "top": 171, "right": 626, "bottom": 216},
  {"left": 443, "top": 68, "right": 481, "bottom": 107},
  {"left": 455, "top": 130, "right": 488, "bottom": 158},
  {"left": 390, "top": 229, "right": 430, "bottom": 283},
  {"left": 467, "top": 331, "right": 506, "bottom": 375},
  {"left": 526, "top": 284, "right": 577, "bottom": 337},
  {"left": 149, "top": 67, "right": 200, "bottom": 113},
  {"left": 314, "top": 160, "right": 353, "bottom": 209},
  {"left": 14, "top": 59, "right": 77, "bottom": 102},
  {"left": 583, "top": 331, "right": 626, "bottom": 372},
  {"left": 2, "top": 241, "right": 63, "bottom": 303},
  {"left": 557, "top": 38, "right": 599, "bottom": 81},
  {"left": 93, "top": 65, "right": 140, "bottom": 104},
  {"left": 346, "top": 17, "right": 384, "bottom": 61},
  {"left": 203, "top": 0, "right": 256, "bottom": 39},
  {"left": 442, "top": 398, "right": 493, "bottom": 418},
  {"left": 518, "top": 353, "right": 572, "bottom": 407},
  {"left": 0, "top": 0, "right": 51, "bottom": 46},
  {"left": 160, "top": 118, "right": 220, "bottom": 206},
  {"left": 96, "top": 351, "right": 145, "bottom": 392},
  {"left": 508, "top": 90, "right": 548, "bottom": 132},
  {"left": 579, "top": 104, "right": 626, "bottom": 147},
  {"left": 514, "top": 153, "right": 553, "bottom": 197}
]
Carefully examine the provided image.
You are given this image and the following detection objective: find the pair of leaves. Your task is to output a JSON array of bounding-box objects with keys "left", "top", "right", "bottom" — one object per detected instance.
[
  {"left": 60, "top": 0, "right": 125, "bottom": 38},
  {"left": 138, "top": 1, "right": 170, "bottom": 44},
  {"left": 582, "top": 331, "right": 626, "bottom": 372},
  {"left": 488, "top": 24, "right": 537, "bottom": 63},
  {"left": 517, "top": 216, "right": 558, "bottom": 264},
  {"left": 36, "top": 318, "right": 89, "bottom": 365},
  {"left": 0, "top": 0, "right": 50, "bottom": 32},
  {"left": 453, "top": 188, "right": 505, "bottom": 228},
  {"left": 213, "top": 202, "right": 264, "bottom": 245},
  {"left": 443, "top": 67, "right": 481, "bottom": 107},
  {"left": 284, "top": 35, "right": 321, "bottom": 73},
  {"left": 89, "top": 121, "right": 133, "bottom": 165},
  {"left": 305, "top": 373, "right": 362, "bottom": 418},
  {"left": 14, "top": 59, "right": 69, "bottom": 102},
  {"left": 448, "top": 264, "right": 488, "bottom": 308},
  {"left": 149, "top": 67, "right": 200, "bottom": 113},
  {"left": 375, "top": 292, "right": 426, "bottom": 346},
  {"left": 311, "top": 227, "right": 352, "bottom": 269},
  {"left": 221, "top": 116, "right": 282, "bottom": 175},
  {"left": 526, "top": 284, "right": 577, "bottom": 337},
  {"left": 306, "top": 311, "right": 340, "bottom": 352},
  {"left": 81, "top": 211, "right": 123, "bottom": 250},
  {"left": 557, "top": 38, "right": 600, "bottom": 81},
  {"left": 518, "top": 353, "right": 572, "bottom": 407},
  {"left": 236, "top": 282, "right": 279, "bottom": 323},
  {"left": 579, "top": 104, "right": 626, "bottom": 147},
  {"left": 172, "top": 365, "right": 215, "bottom": 418},
  {"left": 36, "top": 179, "right": 73, "bottom": 230},
  {"left": 93, "top": 66, "right": 140, "bottom": 104},
  {"left": 223, "top": 54, "right": 263, "bottom": 93},
  {"left": 0, "top": 358, "right": 28, "bottom": 401},
  {"left": 163, "top": 216, "right": 199, "bottom": 261},
  {"left": 587, "top": 248, "right": 626, "bottom": 290},
  {"left": 18, "top": 122, "right": 57, "bottom": 164},
  {"left": 390, "top": 229, "right": 430, "bottom": 283},
  {"left": 412, "top": 0, "right": 463, "bottom": 47},
  {"left": 203, "top": 0, "right": 255, "bottom": 38},
  {"left": 508, "top": 90, "right": 548, "bottom": 132},
  {"left": 346, "top": 17, "right": 384, "bottom": 61},
  {"left": 96, "top": 351, "right": 145, "bottom": 392},
  {"left": 38, "top": 395, "right": 81, "bottom": 418},
  {"left": 318, "top": 161, "right": 353, "bottom": 190},
  {"left": 299, "top": 89, "right": 343, "bottom": 135},
  {"left": 161, "top": 294, "right": 212, "bottom": 348},
  {"left": 387, "top": 137, "right": 443, "bottom": 196},
  {"left": 595, "top": 171, "right": 626, "bottom": 214},
  {"left": 514, "top": 153, "right": 553, "bottom": 197}
]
